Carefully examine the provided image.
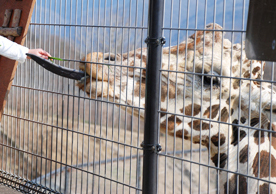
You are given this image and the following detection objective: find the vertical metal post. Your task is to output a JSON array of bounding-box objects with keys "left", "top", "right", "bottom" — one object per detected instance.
[{"left": 142, "top": 0, "right": 164, "bottom": 194}]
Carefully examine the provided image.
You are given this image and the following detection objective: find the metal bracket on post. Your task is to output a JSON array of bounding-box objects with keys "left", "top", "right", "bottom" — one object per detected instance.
[
  {"left": 0, "top": 9, "right": 22, "bottom": 40},
  {"left": 140, "top": 141, "right": 162, "bottom": 153},
  {"left": 145, "top": 37, "right": 166, "bottom": 46}
]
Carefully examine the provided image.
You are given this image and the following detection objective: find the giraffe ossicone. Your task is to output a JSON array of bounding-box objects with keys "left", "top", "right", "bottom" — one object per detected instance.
[{"left": 77, "top": 23, "right": 276, "bottom": 193}]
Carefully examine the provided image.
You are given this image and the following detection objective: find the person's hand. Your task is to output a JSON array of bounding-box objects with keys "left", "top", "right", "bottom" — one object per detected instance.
[{"left": 27, "top": 49, "right": 51, "bottom": 59}]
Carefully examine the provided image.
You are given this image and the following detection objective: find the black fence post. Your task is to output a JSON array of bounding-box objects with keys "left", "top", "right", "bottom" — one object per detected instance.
[{"left": 142, "top": 0, "right": 164, "bottom": 194}]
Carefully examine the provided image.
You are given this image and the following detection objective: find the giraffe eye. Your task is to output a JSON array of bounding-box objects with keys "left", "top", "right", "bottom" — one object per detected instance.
[{"left": 203, "top": 72, "right": 220, "bottom": 87}]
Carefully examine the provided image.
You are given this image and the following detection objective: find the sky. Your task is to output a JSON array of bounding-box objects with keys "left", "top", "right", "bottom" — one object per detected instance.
[{"left": 30, "top": 0, "right": 250, "bottom": 52}]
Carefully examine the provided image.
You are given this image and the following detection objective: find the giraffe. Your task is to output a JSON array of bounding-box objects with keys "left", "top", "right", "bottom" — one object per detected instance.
[{"left": 77, "top": 23, "right": 276, "bottom": 193}]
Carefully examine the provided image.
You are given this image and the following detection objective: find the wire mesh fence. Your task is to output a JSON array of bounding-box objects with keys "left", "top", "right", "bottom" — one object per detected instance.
[{"left": 1, "top": 0, "right": 276, "bottom": 194}]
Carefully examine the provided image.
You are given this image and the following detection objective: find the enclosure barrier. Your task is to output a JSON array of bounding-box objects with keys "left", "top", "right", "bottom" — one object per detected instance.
[
  {"left": 1, "top": 0, "right": 276, "bottom": 194},
  {"left": 142, "top": 0, "right": 164, "bottom": 193}
]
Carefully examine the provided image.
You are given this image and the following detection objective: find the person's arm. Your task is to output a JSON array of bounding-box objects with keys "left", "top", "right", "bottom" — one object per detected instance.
[
  {"left": 0, "top": 36, "right": 29, "bottom": 63},
  {"left": 0, "top": 36, "right": 50, "bottom": 63}
]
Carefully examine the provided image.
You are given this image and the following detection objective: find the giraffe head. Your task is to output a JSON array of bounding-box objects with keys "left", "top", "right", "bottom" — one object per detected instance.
[
  {"left": 77, "top": 23, "right": 276, "bottom": 192},
  {"left": 77, "top": 23, "right": 276, "bottom": 136}
]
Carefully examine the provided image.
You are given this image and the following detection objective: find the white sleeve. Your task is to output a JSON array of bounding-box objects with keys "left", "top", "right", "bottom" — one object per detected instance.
[{"left": 0, "top": 36, "right": 29, "bottom": 63}]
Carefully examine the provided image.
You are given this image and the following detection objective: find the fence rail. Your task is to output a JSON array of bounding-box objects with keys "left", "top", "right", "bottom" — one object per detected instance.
[{"left": 1, "top": 0, "right": 276, "bottom": 194}]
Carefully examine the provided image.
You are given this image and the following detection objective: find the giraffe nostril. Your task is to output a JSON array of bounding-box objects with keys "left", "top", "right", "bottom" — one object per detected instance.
[
  {"left": 104, "top": 53, "right": 116, "bottom": 61},
  {"left": 104, "top": 56, "right": 115, "bottom": 61}
]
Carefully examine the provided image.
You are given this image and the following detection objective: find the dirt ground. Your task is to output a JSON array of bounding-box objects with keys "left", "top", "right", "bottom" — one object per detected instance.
[
  {"left": 0, "top": 118, "right": 217, "bottom": 194},
  {"left": 0, "top": 185, "right": 21, "bottom": 194}
]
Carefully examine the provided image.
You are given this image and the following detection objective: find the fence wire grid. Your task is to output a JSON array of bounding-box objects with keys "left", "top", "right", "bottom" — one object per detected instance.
[{"left": 1, "top": 0, "right": 276, "bottom": 194}]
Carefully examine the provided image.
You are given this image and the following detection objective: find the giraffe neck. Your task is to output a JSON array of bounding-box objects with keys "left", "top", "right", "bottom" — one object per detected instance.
[{"left": 218, "top": 122, "right": 276, "bottom": 194}]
